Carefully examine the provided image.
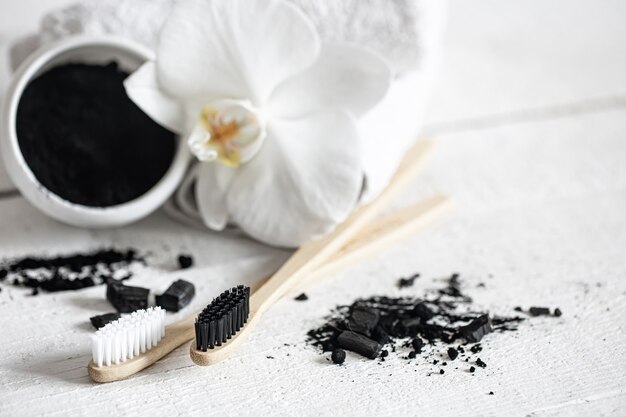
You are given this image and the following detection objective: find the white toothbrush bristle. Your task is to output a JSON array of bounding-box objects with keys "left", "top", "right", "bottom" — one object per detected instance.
[{"left": 91, "top": 307, "right": 166, "bottom": 367}]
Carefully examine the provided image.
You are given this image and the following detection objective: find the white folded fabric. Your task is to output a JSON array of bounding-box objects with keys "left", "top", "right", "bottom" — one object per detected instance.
[{"left": 10, "top": 0, "right": 447, "bottom": 245}]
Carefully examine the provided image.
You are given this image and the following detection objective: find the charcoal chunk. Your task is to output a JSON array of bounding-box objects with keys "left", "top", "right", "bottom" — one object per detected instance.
[
  {"left": 177, "top": 254, "right": 194, "bottom": 269},
  {"left": 107, "top": 282, "right": 149, "bottom": 313},
  {"left": 458, "top": 314, "right": 492, "bottom": 343},
  {"left": 90, "top": 312, "right": 121, "bottom": 329},
  {"left": 412, "top": 338, "right": 424, "bottom": 353},
  {"left": 529, "top": 307, "right": 551, "bottom": 317},
  {"left": 397, "top": 273, "right": 419, "bottom": 288},
  {"left": 411, "top": 302, "right": 434, "bottom": 321},
  {"left": 331, "top": 349, "right": 346, "bottom": 364},
  {"left": 337, "top": 331, "right": 381, "bottom": 359},
  {"left": 554, "top": 308, "right": 562, "bottom": 317},
  {"left": 347, "top": 307, "right": 379, "bottom": 337},
  {"left": 294, "top": 293, "right": 308, "bottom": 301},
  {"left": 156, "top": 279, "right": 195, "bottom": 312},
  {"left": 448, "top": 347, "right": 459, "bottom": 360}
]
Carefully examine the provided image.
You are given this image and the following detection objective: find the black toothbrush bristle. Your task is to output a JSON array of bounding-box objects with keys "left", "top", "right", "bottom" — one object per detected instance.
[{"left": 195, "top": 285, "right": 250, "bottom": 351}]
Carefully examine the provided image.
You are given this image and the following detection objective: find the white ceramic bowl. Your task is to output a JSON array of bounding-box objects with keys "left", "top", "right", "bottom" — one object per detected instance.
[{"left": 1, "top": 36, "right": 189, "bottom": 228}]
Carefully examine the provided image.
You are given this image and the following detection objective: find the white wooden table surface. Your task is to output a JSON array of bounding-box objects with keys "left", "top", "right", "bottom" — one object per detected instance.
[{"left": 1, "top": 1, "right": 625, "bottom": 416}]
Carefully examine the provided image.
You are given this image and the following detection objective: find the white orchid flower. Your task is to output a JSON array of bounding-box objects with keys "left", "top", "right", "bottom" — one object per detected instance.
[{"left": 125, "top": 0, "right": 392, "bottom": 247}]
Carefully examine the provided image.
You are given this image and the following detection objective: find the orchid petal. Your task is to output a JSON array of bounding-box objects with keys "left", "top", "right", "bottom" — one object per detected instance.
[
  {"left": 196, "top": 162, "right": 236, "bottom": 231},
  {"left": 123, "top": 61, "right": 184, "bottom": 133},
  {"left": 222, "top": 109, "right": 362, "bottom": 247},
  {"left": 156, "top": 0, "right": 320, "bottom": 105},
  {"left": 268, "top": 43, "right": 392, "bottom": 120}
]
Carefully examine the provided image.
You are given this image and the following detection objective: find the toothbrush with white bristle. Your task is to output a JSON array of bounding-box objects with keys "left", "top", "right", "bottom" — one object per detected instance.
[{"left": 91, "top": 307, "right": 166, "bottom": 367}]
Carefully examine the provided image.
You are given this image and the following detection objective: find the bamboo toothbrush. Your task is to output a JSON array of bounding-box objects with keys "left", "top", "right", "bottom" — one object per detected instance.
[
  {"left": 189, "top": 140, "right": 440, "bottom": 366},
  {"left": 88, "top": 140, "right": 449, "bottom": 382}
]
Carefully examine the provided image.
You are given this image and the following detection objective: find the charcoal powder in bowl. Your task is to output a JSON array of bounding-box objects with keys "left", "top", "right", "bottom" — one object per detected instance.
[{"left": 16, "top": 62, "right": 176, "bottom": 207}]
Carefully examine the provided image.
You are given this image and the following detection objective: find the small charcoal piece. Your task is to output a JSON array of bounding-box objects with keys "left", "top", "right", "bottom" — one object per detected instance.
[
  {"left": 448, "top": 347, "right": 459, "bottom": 361},
  {"left": 529, "top": 307, "right": 551, "bottom": 317},
  {"left": 337, "top": 331, "right": 381, "bottom": 359},
  {"left": 439, "top": 369, "right": 445, "bottom": 374},
  {"left": 331, "top": 349, "right": 346, "bottom": 364},
  {"left": 177, "top": 255, "right": 194, "bottom": 270},
  {"left": 347, "top": 307, "right": 380, "bottom": 336},
  {"left": 476, "top": 358, "right": 487, "bottom": 368},
  {"left": 107, "top": 282, "right": 150, "bottom": 313},
  {"left": 554, "top": 308, "right": 562, "bottom": 317},
  {"left": 381, "top": 350, "right": 389, "bottom": 358},
  {"left": 295, "top": 293, "right": 309, "bottom": 301},
  {"left": 397, "top": 273, "right": 420, "bottom": 289},
  {"left": 514, "top": 306, "right": 523, "bottom": 312},
  {"left": 408, "top": 351, "right": 417, "bottom": 359},
  {"left": 195, "top": 286, "right": 250, "bottom": 351},
  {"left": 90, "top": 313, "right": 122, "bottom": 329},
  {"left": 469, "top": 366, "right": 476, "bottom": 373},
  {"left": 458, "top": 314, "right": 493, "bottom": 343},
  {"left": 470, "top": 344, "right": 482, "bottom": 354},
  {"left": 411, "top": 302, "right": 435, "bottom": 321},
  {"left": 489, "top": 391, "right": 494, "bottom": 395},
  {"left": 156, "top": 279, "right": 195, "bottom": 312},
  {"left": 412, "top": 338, "right": 424, "bottom": 353}
]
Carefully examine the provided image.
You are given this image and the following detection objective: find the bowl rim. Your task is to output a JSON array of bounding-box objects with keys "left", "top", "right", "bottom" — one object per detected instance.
[{"left": 1, "top": 35, "right": 190, "bottom": 228}]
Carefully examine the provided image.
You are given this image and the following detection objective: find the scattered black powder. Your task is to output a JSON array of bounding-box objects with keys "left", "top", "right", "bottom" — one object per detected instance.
[
  {"left": 0, "top": 248, "right": 143, "bottom": 293},
  {"left": 295, "top": 293, "right": 309, "bottom": 301},
  {"left": 16, "top": 62, "right": 176, "bottom": 207},
  {"left": 177, "top": 255, "right": 194, "bottom": 270},
  {"left": 90, "top": 313, "right": 122, "bottom": 329},
  {"left": 397, "top": 273, "right": 420, "bottom": 289},
  {"left": 331, "top": 349, "right": 346, "bottom": 364},
  {"left": 306, "top": 273, "right": 560, "bottom": 373}
]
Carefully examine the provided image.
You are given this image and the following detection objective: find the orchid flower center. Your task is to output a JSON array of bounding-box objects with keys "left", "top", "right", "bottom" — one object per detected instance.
[{"left": 187, "top": 100, "right": 265, "bottom": 168}]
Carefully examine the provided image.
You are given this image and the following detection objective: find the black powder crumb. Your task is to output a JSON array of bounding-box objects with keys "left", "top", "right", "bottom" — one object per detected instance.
[
  {"left": 448, "top": 347, "right": 459, "bottom": 361},
  {"left": 331, "top": 349, "right": 346, "bottom": 364},
  {"left": 489, "top": 391, "right": 494, "bottom": 395},
  {"left": 440, "top": 369, "right": 445, "bottom": 375},
  {"left": 16, "top": 62, "right": 176, "bottom": 207},
  {"left": 514, "top": 306, "right": 523, "bottom": 312},
  {"left": 554, "top": 308, "right": 563, "bottom": 317},
  {"left": 90, "top": 313, "right": 122, "bottom": 329},
  {"left": 30, "top": 288, "right": 39, "bottom": 296},
  {"left": 529, "top": 307, "right": 552, "bottom": 317},
  {"left": 0, "top": 248, "right": 144, "bottom": 294},
  {"left": 177, "top": 255, "right": 194, "bottom": 270},
  {"left": 397, "top": 273, "right": 420, "bottom": 289},
  {"left": 305, "top": 272, "right": 555, "bottom": 373},
  {"left": 266, "top": 356, "right": 275, "bottom": 360},
  {"left": 295, "top": 293, "right": 309, "bottom": 301}
]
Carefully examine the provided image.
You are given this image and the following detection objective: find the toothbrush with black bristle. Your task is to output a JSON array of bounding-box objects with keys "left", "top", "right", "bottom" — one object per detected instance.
[{"left": 189, "top": 140, "right": 436, "bottom": 366}]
